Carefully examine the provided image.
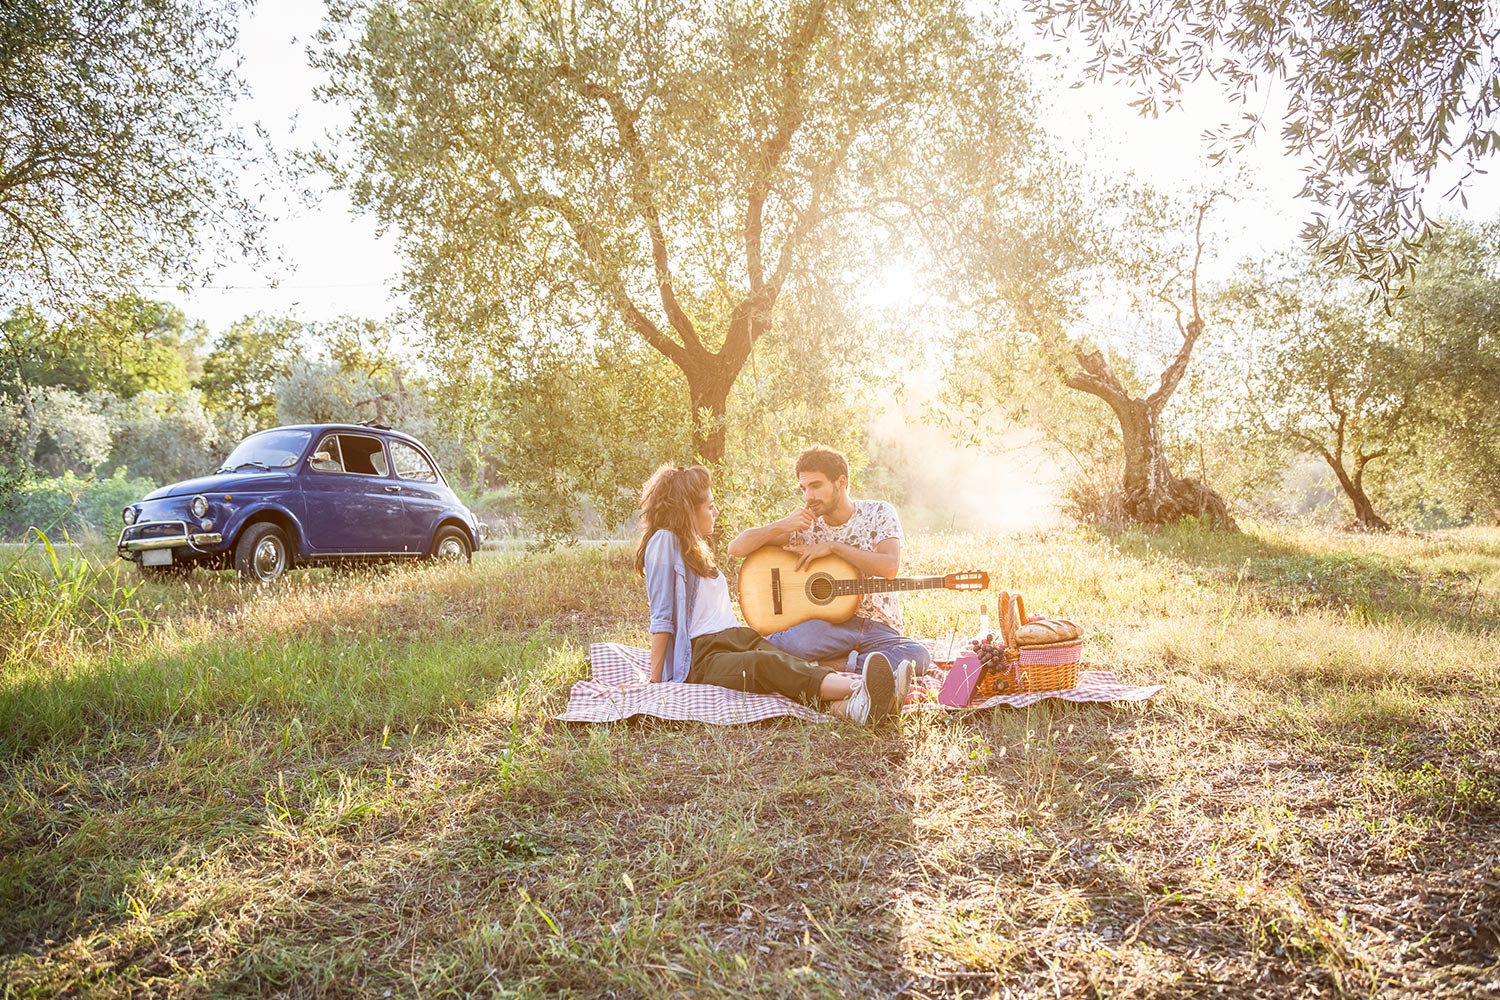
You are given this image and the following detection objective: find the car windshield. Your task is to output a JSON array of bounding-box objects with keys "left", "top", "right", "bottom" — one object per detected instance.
[{"left": 216, "top": 429, "right": 313, "bottom": 472}]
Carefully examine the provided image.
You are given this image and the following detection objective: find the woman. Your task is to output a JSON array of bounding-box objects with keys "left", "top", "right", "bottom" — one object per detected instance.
[{"left": 635, "top": 463, "right": 911, "bottom": 724}]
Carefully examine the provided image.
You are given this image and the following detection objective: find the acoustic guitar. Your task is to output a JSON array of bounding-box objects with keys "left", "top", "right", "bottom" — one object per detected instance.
[{"left": 737, "top": 545, "right": 990, "bottom": 635}]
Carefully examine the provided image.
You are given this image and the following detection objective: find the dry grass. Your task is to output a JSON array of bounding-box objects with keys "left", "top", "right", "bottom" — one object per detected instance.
[{"left": 2, "top": 524, "right": 1498, "bottom": 998}]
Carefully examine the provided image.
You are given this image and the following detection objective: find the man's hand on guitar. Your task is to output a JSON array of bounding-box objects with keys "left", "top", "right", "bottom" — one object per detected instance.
[{"left": 786, "top": 541, "right": 833, "bottom": 571}]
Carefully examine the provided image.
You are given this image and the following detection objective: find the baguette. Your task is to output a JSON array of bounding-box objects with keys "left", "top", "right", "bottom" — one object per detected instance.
[{"left": 1014, "top": 618, "right": 1082, "bottom": 645}]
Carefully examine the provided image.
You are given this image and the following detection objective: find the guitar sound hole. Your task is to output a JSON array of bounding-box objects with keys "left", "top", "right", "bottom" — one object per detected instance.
[{"left": 806, "top": 574, "right": 834, "bottom": 604}]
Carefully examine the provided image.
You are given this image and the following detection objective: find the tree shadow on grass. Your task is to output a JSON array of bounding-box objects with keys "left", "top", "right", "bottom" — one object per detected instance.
[
  {"left": 895, "top": 701, "right": 1500, "bottom": 998},
  {"left": 1103, "top": 525, "right": 1500, "bottom": 634},
  {"left": 2, "top": 710, "right": 918, "bottom": 998}
]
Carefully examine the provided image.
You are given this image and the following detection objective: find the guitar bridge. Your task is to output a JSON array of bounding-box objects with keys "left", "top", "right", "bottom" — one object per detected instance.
[{"left": 771, "top": 568, "right": 782, "bottom": 616}]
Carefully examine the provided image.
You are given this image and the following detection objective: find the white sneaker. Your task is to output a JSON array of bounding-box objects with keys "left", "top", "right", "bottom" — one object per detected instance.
[
  {"left": 893, "top": 658, "right": 914, "bottom": 712},
  {"left": 845, "top": 652, "right": 897, "bottom": 725}
]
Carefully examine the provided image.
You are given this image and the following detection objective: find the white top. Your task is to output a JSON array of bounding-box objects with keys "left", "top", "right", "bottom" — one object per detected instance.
[{"left": 688, "top": 569, "right": 742, "bottom": 639}]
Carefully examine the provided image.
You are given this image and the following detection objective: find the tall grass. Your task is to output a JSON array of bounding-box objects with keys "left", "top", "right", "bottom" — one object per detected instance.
[{"left": 0, "top": 529, "right": 150, "bottom": 670}]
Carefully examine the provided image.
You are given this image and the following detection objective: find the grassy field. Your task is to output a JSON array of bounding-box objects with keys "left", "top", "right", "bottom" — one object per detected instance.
[{"left": 2, "top": 523, "right": 1498, "bottom": 998}]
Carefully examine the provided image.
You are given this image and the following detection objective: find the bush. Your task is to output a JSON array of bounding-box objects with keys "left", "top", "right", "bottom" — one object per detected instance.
[{"left": 0, "top": 470, "right": 159, "bottom": 542}]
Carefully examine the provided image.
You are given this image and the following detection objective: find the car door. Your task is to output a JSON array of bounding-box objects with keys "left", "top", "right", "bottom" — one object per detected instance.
[
  {"left": 388, "top": 439, "right": 449, "bottom": 554},
  {"left": 301, "top": 432, "right": 407, "bottom": 554}
]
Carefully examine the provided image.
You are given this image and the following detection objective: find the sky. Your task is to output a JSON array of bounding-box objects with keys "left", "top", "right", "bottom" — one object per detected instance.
[
  {"left": 154, "top": 1, "right": 407, "bottom": 330},
  {"left": 159, "top": 0, "right": 1500, "bottom": 333}
]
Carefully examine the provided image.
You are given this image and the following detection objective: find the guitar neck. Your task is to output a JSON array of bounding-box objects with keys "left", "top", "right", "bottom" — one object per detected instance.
[{"left": 835, "top": 576, "right": 950, "bottom": 596}]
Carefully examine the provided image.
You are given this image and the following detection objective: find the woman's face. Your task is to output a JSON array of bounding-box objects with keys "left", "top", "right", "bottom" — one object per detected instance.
[{"left": 692, "top": 490, "right": 718, "bottom": 538}]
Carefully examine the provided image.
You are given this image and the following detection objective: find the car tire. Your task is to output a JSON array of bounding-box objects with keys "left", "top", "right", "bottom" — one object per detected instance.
[
  {"left": 429, "top": 525, "right": 472, "bottom": 563},
  {"left": 235, "top": 522, "right": 291, "bottom": 583}
]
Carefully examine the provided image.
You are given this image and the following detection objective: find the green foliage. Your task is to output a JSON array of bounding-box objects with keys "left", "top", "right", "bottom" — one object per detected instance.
[
  {"left": 55, "top": 296, "right": 205, "bottom": 397},
  {"left": 1223, "top": 258, "right": 1423, "bottom": 529},
  {"left": 1025, "top": 0, "right": 1500, "bottom": 292},
  {"left": 101, "top": 389, "right": 225, "bottom": 485},
  {"left": 0, "top": 469, "right": 157, "bottom": 542},
  {"left": 1220, "top": 223, "right": 1500, "bottom": 527},
  {"left": 316, "top": 0, "right": 1044, "bottom": 473},
  {"left": 26, "top": 387, "right": 112, "bottom": 476},
  {"left": 1, "top": 297, "right": 201, "bottom": 401},
  {"left": 198, "top": 313, "right": 306, "bottom": 428},
  {"left": 0, "top": 1, "right": 267, "bottom": 310},
  {"left": 502, "top": 346, "right": 689, "bottom": 541},
  {"left": 1390, "top": 222, "right": 1500, "bottom": 521}
]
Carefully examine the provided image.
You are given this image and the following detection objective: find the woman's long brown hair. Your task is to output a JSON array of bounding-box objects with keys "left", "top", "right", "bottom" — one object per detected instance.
[{"left": 633, "top": 463, "right": 717, "bottom": 578}]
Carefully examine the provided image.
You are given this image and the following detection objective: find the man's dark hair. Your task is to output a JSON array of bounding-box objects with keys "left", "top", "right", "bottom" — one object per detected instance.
[{"left": 795, "top": 445, "right": 848, "bottom": 483}]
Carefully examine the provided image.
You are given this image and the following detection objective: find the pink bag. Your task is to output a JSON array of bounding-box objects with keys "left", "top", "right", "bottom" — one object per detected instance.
[{"left": 939, "top": 652, "right": 983, "bottom": 707}]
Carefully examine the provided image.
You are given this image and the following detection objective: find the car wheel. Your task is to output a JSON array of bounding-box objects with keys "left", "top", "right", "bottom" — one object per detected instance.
[
  {"left": 235, "top": 523, "right": 291, "bottom": 583},
  {"left": 429, "top": 525, "right": 472, "bottom": 563}
]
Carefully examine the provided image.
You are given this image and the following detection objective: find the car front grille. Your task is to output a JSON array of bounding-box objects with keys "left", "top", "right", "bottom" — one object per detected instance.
[{"left": 128, "top": 521, "right": 188, "bottom": 541}]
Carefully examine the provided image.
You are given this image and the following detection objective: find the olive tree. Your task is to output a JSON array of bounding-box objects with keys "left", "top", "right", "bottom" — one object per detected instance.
[
  {"left": 0, "top": 1, "right": 268, "bottom": 310},
  {"left": 941, "top": 158, "right": 1239, "bottom": 528},
  {"left": 1222, "top": 225, "right": 1500, "bottom": 529},
  {"left": 314, "top": 0, "right": 1041, "bottom": 465},
  {"left": 1240, "top": 283, "right": 1413, "bottom": 530},
  {"left": 1022, "top": 0, "right": 1500, "bottom": 293}
]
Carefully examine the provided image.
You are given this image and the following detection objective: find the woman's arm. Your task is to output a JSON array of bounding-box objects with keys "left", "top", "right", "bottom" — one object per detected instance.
[{"left": 648, "top": 631, "right": 670, "bottom": 683}]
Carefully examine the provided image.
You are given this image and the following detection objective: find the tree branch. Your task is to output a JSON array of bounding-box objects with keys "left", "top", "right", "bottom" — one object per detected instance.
[
  {"left": 498, "top": 189, "right": 689, "bottom": 369},
  {"left": 1147, "top": 199, "right": 1210, "bottom": 412},
  {"left": 556, "top": 64, "right": 703, "bottom": 354},
  {"left": 746, "top": 0, "right": 830, "bottom": 297}
]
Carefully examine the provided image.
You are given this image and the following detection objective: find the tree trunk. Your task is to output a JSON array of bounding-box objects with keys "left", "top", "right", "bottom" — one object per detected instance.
[
  {"left": 686, "top": 364, "right": 734, "bottom": 465},
  {"left": 1323, "top": 454, "right": 1391, "bottom": 531},
  {"left": 1046, "top": 197, "right": 1235, "bottom": 530},
  {"left": 16, "top": 378, "right": 40, "bottom": 473},
  {"left": 1109, "top": 391, "right": 1237, "bottom": 529}
]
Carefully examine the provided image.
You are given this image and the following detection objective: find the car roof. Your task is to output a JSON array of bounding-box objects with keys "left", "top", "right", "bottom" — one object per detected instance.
[{"left": 257, "top": 423, "right": 427, "bottom": 447}]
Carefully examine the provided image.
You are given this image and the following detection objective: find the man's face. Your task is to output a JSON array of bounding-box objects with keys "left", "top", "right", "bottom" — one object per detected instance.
[{"left": 797, "top": 470, "right": 847, "bottom": 516}]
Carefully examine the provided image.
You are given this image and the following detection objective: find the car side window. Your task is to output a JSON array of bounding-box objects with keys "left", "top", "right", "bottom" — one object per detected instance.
[
  {"left": 337, "top": 434, "right": 388, "bottom": 476},
  {"left": 391, "top": 441, "right": 438, "bottom": 483},
  {"left": 309, "top": 435, "right": 344, "bottom": 472}
]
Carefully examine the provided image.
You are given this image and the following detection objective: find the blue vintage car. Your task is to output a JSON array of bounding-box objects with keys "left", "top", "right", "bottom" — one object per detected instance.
[{"left": 117, "top": 423, "right": 484, "bottom": 582}]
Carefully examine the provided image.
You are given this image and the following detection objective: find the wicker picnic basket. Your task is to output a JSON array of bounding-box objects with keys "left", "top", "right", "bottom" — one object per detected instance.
[{"left": 973, "top": 591, "right": 1083, "bottom": 697}]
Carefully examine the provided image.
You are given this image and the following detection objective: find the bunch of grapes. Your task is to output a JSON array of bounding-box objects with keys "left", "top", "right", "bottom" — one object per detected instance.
[{"left": 965, "top": 633, "right": 1006, "bottom": 671}]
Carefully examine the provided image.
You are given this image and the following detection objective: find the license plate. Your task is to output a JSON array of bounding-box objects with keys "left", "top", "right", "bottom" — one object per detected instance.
[{"left": 141, "top": 549, "right": 173, "bottom": 567}]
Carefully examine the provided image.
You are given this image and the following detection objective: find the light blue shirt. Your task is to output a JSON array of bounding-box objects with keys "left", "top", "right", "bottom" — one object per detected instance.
[{"left": 643, "top": 529, "right": 699, "bottom": 683}]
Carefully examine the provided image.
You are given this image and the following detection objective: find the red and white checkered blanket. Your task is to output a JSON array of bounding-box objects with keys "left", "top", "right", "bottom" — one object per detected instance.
[{"left": 558, "top": 643, "right": 1163, "bottom": 725}]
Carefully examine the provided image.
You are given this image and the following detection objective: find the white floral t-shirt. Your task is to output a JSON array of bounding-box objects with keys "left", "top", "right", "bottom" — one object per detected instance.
[{"left": 791, "top": 498, "right": 904, "bottom": 629}]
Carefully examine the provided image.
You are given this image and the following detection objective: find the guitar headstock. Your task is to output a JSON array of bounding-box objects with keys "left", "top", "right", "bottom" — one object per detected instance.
[{"left": 945, "top": 571, "right": 989, "bottom": 591}]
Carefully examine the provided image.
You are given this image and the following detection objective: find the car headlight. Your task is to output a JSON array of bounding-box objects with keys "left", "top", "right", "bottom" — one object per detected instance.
[
  {"left": 190, "top": 495, "right": 209, "bottom": 518},
  {"left": 122, "top": 506, "right": 138, "bottom": 526}
]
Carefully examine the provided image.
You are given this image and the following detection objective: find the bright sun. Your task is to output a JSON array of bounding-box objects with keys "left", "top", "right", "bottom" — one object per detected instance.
[{"left": 859, "top": 259, "right": 923, "bottom": 311}]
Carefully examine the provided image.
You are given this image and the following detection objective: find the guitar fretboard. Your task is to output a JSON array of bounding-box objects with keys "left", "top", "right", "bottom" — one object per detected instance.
[{"left": 834, "top": 576, "right": 948, "bottom": 596}]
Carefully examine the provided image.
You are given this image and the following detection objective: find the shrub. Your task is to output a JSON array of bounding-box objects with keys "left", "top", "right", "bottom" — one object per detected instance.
[{"left": 0, "top": 470, "right": 159, "bottom": 542}]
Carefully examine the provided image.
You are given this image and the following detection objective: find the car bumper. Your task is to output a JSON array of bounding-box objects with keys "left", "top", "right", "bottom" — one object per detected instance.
[{"left": 117, "top": 522, "right": 224, "bottom": 558}]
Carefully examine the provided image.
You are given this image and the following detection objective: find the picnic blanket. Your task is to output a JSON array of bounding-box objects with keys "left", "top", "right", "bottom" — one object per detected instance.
[{"left": 557, "top": 643, "right": 1163, "bottom": 725}]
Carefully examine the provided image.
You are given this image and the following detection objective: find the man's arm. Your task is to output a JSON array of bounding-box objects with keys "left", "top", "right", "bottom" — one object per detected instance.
[
  {"left": 789, "top": 536, "right": 900, "bottom": 577},
  {"left": 726, "top": 507, "right": 814, "bottom": 557}
]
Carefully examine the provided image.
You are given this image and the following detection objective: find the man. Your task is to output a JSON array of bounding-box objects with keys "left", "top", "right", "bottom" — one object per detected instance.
[{"left": 727, "top": 444, "right": 932, "bottom": 677}]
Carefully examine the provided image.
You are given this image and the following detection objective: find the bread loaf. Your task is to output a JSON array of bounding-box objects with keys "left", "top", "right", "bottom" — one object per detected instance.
[{"left": 1014, "top": 618, "right": 1082, "bottom": 645}]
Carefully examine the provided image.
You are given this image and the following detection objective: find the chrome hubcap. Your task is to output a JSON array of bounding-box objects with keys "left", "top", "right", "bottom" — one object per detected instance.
[
  {"left": 254, "top": 538, "right": 285, "bottom": 579},
  {"left": 436, "top": 536, "right": 466, "bottom": 559}
]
